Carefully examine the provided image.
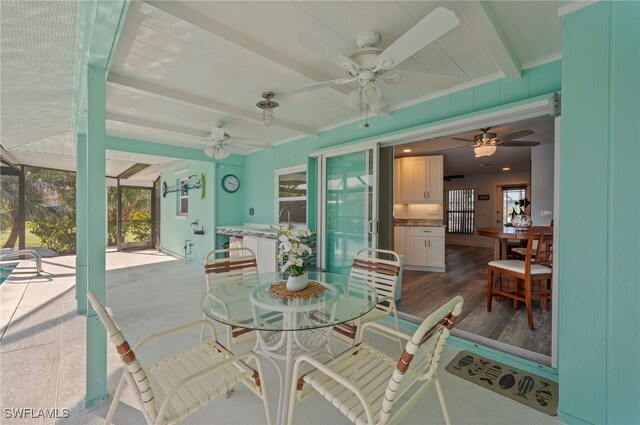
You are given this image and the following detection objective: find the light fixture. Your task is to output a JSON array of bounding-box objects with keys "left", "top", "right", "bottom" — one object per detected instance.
[
  {"left": 256, "top": 91, "right": 279, "bottom": 127},
  {"left": 203, "top": 145, "right": 215, "bottom": 158},
  {"left": 502, "top": 167, "right": 510, "bottom": 171},
  {"left": 344, "top": 88, "right": 363, "bottom": 111},
  {"left": 361, "top": 82, "right": 382, "bottom": 104},
  {"left": 403, "top": 149, "right": 412, "bottom": 153},
  {"left": 214, "top": 146, "right": 230, "bottom": 160},
  {"left": 474, "top": 145, "right": 497, "bottom": 157}
]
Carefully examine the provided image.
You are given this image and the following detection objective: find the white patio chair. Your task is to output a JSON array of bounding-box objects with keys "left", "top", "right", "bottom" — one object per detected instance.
[
  {"left": 87, "top": 292, "right": 271, "bottom": 425},
  {"left": 334, "top": 248, "right": 403, "bottom": 349},
  {"left": 288, "top": 295, "right": 463, "bottom": 425},
  {"left": 201, "top": 247, "right": 258, "bottom": 347}
]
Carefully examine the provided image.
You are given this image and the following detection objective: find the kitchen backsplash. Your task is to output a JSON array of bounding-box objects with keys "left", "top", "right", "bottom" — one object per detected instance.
[{"left": 394, "top": 203, "right": 442, "bottom": 219}]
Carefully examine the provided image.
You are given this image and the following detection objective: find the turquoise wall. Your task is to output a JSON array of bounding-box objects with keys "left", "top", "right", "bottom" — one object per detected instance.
[
  {"left": 159, "top": 157, "right": 246, "bottom": 266},
  {"left": 558, "top": 3, "right": 640, "bottom": 425},
  {"left": 243, "top": 61, "right": 561, "bottom": 224}
]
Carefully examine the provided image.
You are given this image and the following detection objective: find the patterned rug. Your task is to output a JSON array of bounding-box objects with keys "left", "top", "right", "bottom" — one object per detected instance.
[{"left": 445, "top": 351, "right": 558, "bottom": 416}]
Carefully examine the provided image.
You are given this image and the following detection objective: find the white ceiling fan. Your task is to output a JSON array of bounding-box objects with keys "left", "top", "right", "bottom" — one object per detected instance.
[
  {"left": 201, "top": 122, "right": 271, "bottom": 160},
  {"left": 287, "top": 7, "right": 461, "bottom": 113}
]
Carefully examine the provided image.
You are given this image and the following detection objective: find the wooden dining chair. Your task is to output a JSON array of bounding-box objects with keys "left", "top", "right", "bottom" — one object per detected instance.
[
  {"left": 287, "top": 296, "right": 463, "bottom": 425},
  {"left": 333, "top": 248, "right": 402, "bottom": 349},
  {"left": 87, "top": 291, "right": 272, "bottom": 425},
  {"left": 487, "top": 226, "right": 553, "bottom": 330},
  {"left": 202, "top": 247, "right": 258, "bottom": 347},
  {"left": 511, "top": 219, "right": 553, "bottom": 259}
]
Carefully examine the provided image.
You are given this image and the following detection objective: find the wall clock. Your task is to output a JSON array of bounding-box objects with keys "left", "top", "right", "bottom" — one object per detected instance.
[{"left": 221, "top": 174, "right": 240, "bottom": 193}]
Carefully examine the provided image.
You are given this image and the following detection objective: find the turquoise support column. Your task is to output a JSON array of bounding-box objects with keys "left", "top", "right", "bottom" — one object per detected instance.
[
  {"left": 85, "top": 64, "right": 107, "bottom": 407},
  {"left": 76, "top": 133, "right": 88, "bottom": 314}
]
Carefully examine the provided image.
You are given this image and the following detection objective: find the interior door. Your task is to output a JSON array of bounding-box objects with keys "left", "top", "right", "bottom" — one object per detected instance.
[{"left": 320, "top": 146, "right": 378, "bottom": 275}]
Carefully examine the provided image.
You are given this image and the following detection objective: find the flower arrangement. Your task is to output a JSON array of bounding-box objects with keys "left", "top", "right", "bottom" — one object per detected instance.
[
  {"left": 510, "top": 198, "right": 531, "bottom": 219},
  {"left": 272, "top": 225, "right": 313, "bottom": 277}
]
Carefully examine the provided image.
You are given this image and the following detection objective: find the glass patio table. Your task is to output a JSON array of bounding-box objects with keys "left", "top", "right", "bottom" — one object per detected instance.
[{"left": 201, "top": 271, "right": 378, "bottom": 425}]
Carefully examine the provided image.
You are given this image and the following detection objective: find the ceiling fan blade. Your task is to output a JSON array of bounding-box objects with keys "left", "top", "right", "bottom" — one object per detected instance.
[
  {"left": 284, "top": 77, "right": 354, "bottom": 95},
  {"left": 451, "top": 137, "right": 473, "bottom": 142},
  {"left": 499, "top": 129, "right": 535, "bottom": 141},
  {"left": 499, "top": 141, "right": 540, "bottom": 147},
  {"left": 295, "top": 31, "right": 359, "bottom": 72},
  {"left": 381, "top": 70, "right": 459, "bottom": 90},
  {"left": 376, "top": 7, "right": 459, "bottom": 70}
]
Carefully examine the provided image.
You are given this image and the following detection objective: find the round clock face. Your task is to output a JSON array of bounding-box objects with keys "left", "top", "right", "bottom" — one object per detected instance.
[{"left": 222, "top": 174, "right": 239, "bottom": 193}]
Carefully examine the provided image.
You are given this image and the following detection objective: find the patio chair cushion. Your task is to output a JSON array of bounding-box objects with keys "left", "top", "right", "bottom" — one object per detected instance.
[
  {"left": 488, "top": 259, "right": 552, "bottom": 275},
  {"left": 146, "top": 338, "right": 255, "bottom": 425}
]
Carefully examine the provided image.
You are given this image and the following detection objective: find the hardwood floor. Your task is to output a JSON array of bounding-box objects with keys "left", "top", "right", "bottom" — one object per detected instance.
[{"left": 397, "top": 245, "right": 552, "bottom": 356}]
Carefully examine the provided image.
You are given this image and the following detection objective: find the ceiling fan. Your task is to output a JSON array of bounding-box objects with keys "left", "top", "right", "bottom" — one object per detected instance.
[
  {"left": 201, "top": 122, "right": 271, "bottom": 160},
  {"left": 450, "top": 128, "right": 541, "bottom": 157},
  {"left": 287, "top": 7, "right": 461, "bottom": 113}
]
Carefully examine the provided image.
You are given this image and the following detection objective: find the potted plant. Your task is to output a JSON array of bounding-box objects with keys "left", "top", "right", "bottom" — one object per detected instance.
[
  {"left": 273, "top": 225, "right": 313, "bottom": 291},
  {"left": 510, "top": 198, "right": 532, "bottom": 231}
]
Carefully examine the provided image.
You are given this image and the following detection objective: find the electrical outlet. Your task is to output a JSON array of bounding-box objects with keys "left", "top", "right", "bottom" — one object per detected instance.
[
  {"left": 249, "top": 207, "right": 254, "bottom": 215},
  {"left": 540, "top": 210, "right": 553, "bottom": 217}
]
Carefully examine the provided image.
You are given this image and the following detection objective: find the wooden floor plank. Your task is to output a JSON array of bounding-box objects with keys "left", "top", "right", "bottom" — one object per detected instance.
[{"left": 397, "top": 245, "right": 551, "bottom": 356}]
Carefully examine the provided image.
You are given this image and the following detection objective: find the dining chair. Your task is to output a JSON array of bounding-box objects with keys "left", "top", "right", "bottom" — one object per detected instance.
[
  {"left": 86, "top": 291, "right": 272, "bottom": 425},
  {"left": 511, "top": 219, "right": 553, "bottom": 259},
  {"left": 487, "top": 226, "right": 553, "bottom": 330},
  {"left": 202, "top": 247, "right": 258, "bottom": 347},
  {"left": 287, "top": 296, "right": 463, "bottom": 425},
  {"left": 333, "top": 248, "right": 402, "bottom": 350}
]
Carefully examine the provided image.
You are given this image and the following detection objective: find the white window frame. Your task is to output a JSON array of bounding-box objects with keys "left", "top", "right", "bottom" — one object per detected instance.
[
  {"left": 178, "top": 178, "right": 188, "bottom": 216},
  {"left": 274, "top": 164, "right": 307, "bottom": 225}
]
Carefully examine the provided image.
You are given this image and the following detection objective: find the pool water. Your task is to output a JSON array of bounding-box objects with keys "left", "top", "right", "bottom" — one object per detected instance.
[{"left": 0, "top": 263, "right": 18, "bottom": 285}]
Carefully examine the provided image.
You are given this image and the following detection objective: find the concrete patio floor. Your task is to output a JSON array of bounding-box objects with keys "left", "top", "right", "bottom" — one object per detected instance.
[{"left": 0, "top": 250, "right": 558, "bottom": 425}]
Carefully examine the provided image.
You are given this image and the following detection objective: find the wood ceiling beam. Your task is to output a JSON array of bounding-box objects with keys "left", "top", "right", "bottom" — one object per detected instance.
[
  {"left": 455, "top": 1, "right": 521, "bottom": 80},
  {"left": 145, "top": 1, "right": 351, "bottom": 96},
  {"left": 107, "top": 72, "right": 319, "bottom": 136},
  {"left": 106, "top": 112, "right": 205, "bottom": 139}
]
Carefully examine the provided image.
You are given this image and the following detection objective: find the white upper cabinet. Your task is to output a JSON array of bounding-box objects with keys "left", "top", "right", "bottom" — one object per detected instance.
[{"left": 394, "top": 155, "right": 443, "bottom": 203}]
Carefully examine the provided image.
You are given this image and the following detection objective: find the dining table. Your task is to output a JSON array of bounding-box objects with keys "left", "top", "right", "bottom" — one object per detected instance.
[
  {"left": 476, "top": 226, "right": 530, "bottom": 260},
  {"left": 201, "top": 270, "right": 378, "bottom": 425}
]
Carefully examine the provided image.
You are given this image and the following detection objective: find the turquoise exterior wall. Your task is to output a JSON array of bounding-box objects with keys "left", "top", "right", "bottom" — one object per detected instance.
[
  {"left": 159, "top": 157, "right": 246, "bottom": 266},
  {"left": 558, "top": 3, "right": 640, "bottom": 424},
  {"left": 243, "top": 61, "right": 561, "bottom": 224}
]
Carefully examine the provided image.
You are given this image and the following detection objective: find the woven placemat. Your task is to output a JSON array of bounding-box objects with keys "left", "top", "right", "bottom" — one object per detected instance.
[{"left": 268, "top": 280, "right": 325, "bottom": 299}]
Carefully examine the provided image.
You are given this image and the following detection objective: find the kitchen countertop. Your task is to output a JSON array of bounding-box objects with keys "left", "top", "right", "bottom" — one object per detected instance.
[
  {"left": 216, "top": 224, "right": 316, "bottom": 239},
  {"left": 394, "top": 219, "right": 445, "bottom": 227}
]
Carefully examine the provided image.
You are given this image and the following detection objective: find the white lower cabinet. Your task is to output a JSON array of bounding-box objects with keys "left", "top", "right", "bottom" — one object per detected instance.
[
  {"left": 243, "top": 236, "right": 278, "bottom": 273},
  {"left": 395, "top": 226, "right": 446, "bottom": 272},
  {"left": 394, "top": 226, "right": 406, "bottom": 256}
]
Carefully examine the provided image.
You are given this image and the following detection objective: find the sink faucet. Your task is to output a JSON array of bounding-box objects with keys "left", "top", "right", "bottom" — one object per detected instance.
[{"left": 279, "top": 208, "right": 292, "bottom": 230}]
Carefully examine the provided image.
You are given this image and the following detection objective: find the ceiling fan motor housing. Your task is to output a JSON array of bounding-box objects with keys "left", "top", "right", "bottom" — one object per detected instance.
[{"left": 355, "top": 30, "right": 381, "bottom": 48}]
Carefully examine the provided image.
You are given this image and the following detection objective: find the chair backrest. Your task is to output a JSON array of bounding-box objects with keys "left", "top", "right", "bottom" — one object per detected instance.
[
  {"left": 526, "top": 226, "right": 553, "bottom": 270},
  {"left": 203, "top": 247, "right": 258, "bottom": 290},
  {"left": 86, "top": 292, "right": 158, "bottom": 420},
  {"left": 380, "top": 295, "right": 464, "bottom": 423},
  {"left": 349, "top": 248, "right": 401, "bottom": 312}
]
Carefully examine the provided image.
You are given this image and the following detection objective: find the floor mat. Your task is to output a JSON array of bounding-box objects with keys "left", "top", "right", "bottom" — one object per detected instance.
[{"left": 445, "top": 350, "right": 558, "bottom": 416}]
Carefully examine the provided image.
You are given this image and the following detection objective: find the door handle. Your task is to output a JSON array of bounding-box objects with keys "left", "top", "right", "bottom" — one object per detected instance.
[
  {"left": 424, "top": 240, "right": 427, "bottom": 247},
  {"left": 428, "top": 240, "right": 431, "bottom": 248}
]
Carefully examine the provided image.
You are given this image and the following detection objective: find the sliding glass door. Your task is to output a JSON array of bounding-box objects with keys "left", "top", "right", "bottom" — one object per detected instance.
[{"left": 318, "top": 144, "right": 378, "bottom": 275}]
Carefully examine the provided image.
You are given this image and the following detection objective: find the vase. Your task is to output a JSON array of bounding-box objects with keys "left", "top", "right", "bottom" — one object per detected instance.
[
  {"left": 286, "top": 273, "right": 309, "bottom": 292},
  {"left": 511, "top": 214, "right": 532, "bottom": 231}
]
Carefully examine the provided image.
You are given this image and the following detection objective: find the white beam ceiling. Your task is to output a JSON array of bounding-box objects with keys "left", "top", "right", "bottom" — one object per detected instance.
[
  {"left": 454, "top": 1, "right": 521, "bottom": 80},
  {"left": 106, "top": 72, "right": 318, "bottom": 136},
  {"left": 106, "top": 112, "right": 205, "bottom": 140}
]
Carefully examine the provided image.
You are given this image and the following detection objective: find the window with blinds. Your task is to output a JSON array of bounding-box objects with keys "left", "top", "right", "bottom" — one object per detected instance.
[{"left": 446, "top": 188, "right": 475, "bottom": 234}]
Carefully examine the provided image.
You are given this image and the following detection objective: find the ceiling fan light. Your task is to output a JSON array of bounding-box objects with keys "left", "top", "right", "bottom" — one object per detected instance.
[
  {"left": 474, "top": 145, "right": 497, "bottom": 158},
  {"left": 203, "top": 145, "right": 215, "bottom": 158},
  {"left": 367, "top": 96, "right": 387, "bottom": 112},
  {"left": 345, "top": 88, "right": 363, "bottom": 111},
  {"left": 214, "top": 146, "right": 230, "bottom": 160},
  {"left": 361, "top": 82, "right": 382, "bottom": 104}
]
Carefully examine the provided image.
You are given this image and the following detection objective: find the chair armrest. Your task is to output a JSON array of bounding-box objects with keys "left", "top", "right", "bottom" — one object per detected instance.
[
  {"left": 156, "top": 351, "right": 262, "bottom": 423},
  {"left": 291, "top": 354, "right": 376, "bottom": 425},
  {"left": 134, "top": 320, "right": 218, "bottom": 351},
  {"left": 359, "top": 321, "right": 411, "bottom": 345}
]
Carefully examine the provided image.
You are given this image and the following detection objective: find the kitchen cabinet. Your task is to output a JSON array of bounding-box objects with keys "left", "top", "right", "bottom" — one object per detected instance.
[
  {"left": 395, "top": 226, "right": 446, "bottom": 271},
  {"left": 394, "top": 155, "right": 443, "bottom": 203},
  {"left": 243, "top": 236, "right": 278, "bottom": 273}
]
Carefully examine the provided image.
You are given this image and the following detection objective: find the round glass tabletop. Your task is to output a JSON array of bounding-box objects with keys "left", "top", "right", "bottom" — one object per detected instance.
[{"left": 201, "top": 271, "right": 378, "bottom": 332}]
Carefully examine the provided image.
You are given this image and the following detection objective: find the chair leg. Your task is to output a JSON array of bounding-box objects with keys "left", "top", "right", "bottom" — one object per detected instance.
[
  {"left": 540, "top": 278, "right": 550, "bottom": 312},
  {"left": 200, "top": 313, "right": 206, "bottom": 342},
  {"left": 513, "top": 279, "right": 520, "bottom": 310},
  {"left": 105, "top": 374, "right": 127, "bottom": 425},
  {"left": 393, "top": 309, "right": 404, "bottom": 353},
  {"left": 487, "top": 268, "right": 494, "bottom": 312},
  {"left": 525, "top": 278, "right": 534, "bottom": 330},
  {"left": 434, "top": 374, "right": 452, "bottom": 425}
]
